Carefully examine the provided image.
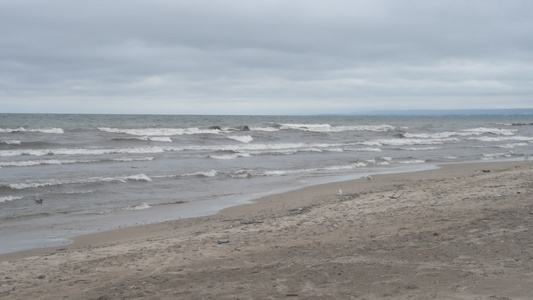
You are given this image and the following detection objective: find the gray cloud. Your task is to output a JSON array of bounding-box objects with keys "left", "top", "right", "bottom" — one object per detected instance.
[{"left": 1, "top": 0, "right": 532, "bottom": 114}]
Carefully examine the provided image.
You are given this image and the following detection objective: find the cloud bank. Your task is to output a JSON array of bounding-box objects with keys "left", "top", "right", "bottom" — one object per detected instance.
[{"left": 1, "top": 1, "right": 532, "bottom": 114}]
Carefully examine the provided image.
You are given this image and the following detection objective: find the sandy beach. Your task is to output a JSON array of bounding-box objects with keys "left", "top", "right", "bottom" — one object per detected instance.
[{"left": 1, "top": 160, "right": 532, "bottom": 299}]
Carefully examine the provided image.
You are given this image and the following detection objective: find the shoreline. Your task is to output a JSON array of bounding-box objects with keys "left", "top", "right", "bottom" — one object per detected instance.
[
  {"left": 0, "top": 159, "right": 528, "bottom": 261},
  {"left": 1, "top": 160, "right": 532, "bottom": 299},
  {"left": 0, "top": 159, "right": 522, "bottom": 259},
  {"left": 0, "top": 161, "right": 468, "bottom": 259},
  {"left": 0, "top": 161, "right": 439, "bottom": 256}
]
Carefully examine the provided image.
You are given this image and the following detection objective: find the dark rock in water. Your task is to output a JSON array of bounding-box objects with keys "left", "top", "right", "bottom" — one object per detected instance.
[
  {"left": 35, "top": 198, "right": 43, "bottom": 204},
  {"left": 242, "top": 125, "right": 250, "bottom": 131},
  {"left": 209, "top": 126, "right": 222, "bottom": 131}
]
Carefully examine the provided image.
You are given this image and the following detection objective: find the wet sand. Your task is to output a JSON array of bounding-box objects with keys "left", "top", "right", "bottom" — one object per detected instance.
[{"left": 1, "top": 160, "right": 532, "bottom": 299}]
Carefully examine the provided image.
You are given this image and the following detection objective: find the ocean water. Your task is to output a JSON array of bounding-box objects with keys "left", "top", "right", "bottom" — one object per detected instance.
[{"left": 1, "top": 113, "right": 532, "bottom": 254}]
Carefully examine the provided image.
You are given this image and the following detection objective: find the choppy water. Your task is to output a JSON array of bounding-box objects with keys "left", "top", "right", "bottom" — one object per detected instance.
[{"left": 1, "top": 113, "right": 532, "bottom": 253}]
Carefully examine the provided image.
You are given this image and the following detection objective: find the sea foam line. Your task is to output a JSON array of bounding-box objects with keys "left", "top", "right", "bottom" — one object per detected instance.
[
  {"left": 3, "top": 173, "right": 153, "bottom": 190},
  {"left": 278, "top": 123, "right": 395, "bottom": 133},
  {"left": 99, "top": 127, "right": 221, "bottom": 136},
  {"left": 0, "top": 157, "right": 154, "bottom": 168},
  {"left": 0, "top": 127, "right": 64, "bottom": 134},
  {"left": 0, "top": 147, "right": 165, "bottom": 157},
  {"left": 227, "top": 135, "right": 253, "bottom": 143},
  {"left": 497, "top": 143, "right": 528, "bottom": 149},
  {"left": 468, "top": 136, "right": 533, "bottom": 142},
  {"left": 461, "top": 127, "right": 517, "bottom": 136},
  {"left": 127, "top": 202, "right": 151, "bottom": 210},
  {"left": 0, "top": 140, "right": 22, "bottom": 145},
  {"left": 363, "top": 138, "right": 460, "bottom": 147},
  {"left": 0, "top": 196, "right": 23, "bottom": 203},
  {"left": 1, "top": 141, "right": 365, "bottom": 158},
  {"left": 231, "top": 162, "right": 367, "bottom": 178}
]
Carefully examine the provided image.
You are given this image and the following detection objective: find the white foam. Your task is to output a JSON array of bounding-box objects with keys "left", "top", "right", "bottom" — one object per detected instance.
[
  {"left": 113, "top": 157, "right": 154, "bottom": 162},
  {"left": 171, "top": 142, "right": 351, "bottom": 156},
  {"left": 228, "top": 135, "right": 253, "bottom": 143},
  {"left": 0, "top": 157, "right": 154, "bottom": 168},
  {"left": 1, "top": 140, "right": 21, "bottom": 145},
  {"left": 397, "top": 159, "right": 426, "bottom": 164},
  {"left": 482, "top": 152, "right": 512, "bottom": 159},
  {"left": 401, "top": 147, "right": 442, "bottom": 151},
  {"left": 404, "top": 128, "right": 518, "bottom": 139},
  {"left": 263, "top": 168, "right": 318, "bottom": 176},
  {"left": 260, "top": 162, "right": 367, "bottom": 177},
  {"left": 323, "top": 162, "right": 367, "bottom": 170},
  {"left": 403, "top": 132, "right": 458, "bottom": 139},
  {"left": 99, "top": 127, "right": 220, "bottom": 136},
  {"left": 0, "top": 196, "right": 23, "bottom": 203},
  {"left": 249, "top": 126, "right": 280, "bottom": 132},
  {"left": 142, "top": 136, "right": 173, "bottom": 142},
  {"left": 0, "top": 146, "right": 166, "bottom": 157},
  {"left": 129, "top": 202, "right": 151, "bottom": 210},
  {"left": 189, "top": 170, "right": 218, "bottom": 177},
  {"left": 325, "top": 148, "right": 344, "bottom": 152},
  {"left": 7, "top": 181, "right": 61, "bottom": 189},
  {"left": 112, "top": 136, "right": 172, "bottom": 142},
  {"left": 346, "top": 147, "right": 382, "bottom": 152},
  {"left": 279, "top": 123, "right": 395, "bottom": 133},
  {"left": 0, "top": 159, "right": 76, "bottom": 167},
  {"left": 363, "top": 138, "right": 459, "bottom": 146},
  {"left": 6, "top": 173, "right": 154, "bottom": 190},
  {"left": 462, "top": 127, "right": 517, "bottom": 136},
  {"left": 125, "top": 174, "right": 153, "bottom": 182},
  {"left": 0, "top": 127, "right": 64, "bottom": 134},
  {"left": 209, "top": 153, "right": 251, "bottom": 160},
  {"left": 469, "top": 136, "right": 533, "bottom": 142},
  {"left": 497, "top": 143, "right": 528, "bottom": 149}
]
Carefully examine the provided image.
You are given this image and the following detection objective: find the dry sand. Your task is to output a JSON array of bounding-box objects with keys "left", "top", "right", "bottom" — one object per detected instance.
[{"left": 1, "top": 161, "right": 532, "bottom": 300}]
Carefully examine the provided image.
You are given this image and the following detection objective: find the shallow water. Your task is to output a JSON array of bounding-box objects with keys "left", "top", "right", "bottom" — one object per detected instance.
[{"left": 1, "top": 114, "right": 532, "bottom": 253}]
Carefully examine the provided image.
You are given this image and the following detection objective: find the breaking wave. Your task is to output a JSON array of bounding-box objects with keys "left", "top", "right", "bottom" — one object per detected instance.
[
  {"left": 112, "top": 136, "right": 173, "bottom": 142},
  {"left": 468, "top": 136, "right": 533, "bottom": 142},
  {"left": 0, "top": 157, "right": 154, "bottom": 168},
  {"left": 278, "top": 123, "right": 396, "bottom": 133},
  {"left": 0, "top": 127, "right": 64, "bottom": 134},
  {"left": 0, "top": 196, "right": 23, "bottom": 203},
  {"left": 0, "top": 140, "right": 21, "bottom": 145},
  {"left": 127, "top": 202, "right": 151, "bottom": 210},
  {"left": 227, "top": 135, "right": 253, "bottom": 143},
  {"left": 0, "top": 147, "right": 165, "bottom": 157},
  {"left": 2, "top": 173, "right": 153, "bottom": 190},
  {"left": 363, "top": 138, "right": 459, "bottom": 147},
  {"left": 99, "top": 127, "right": 221, "bottom": 136},
  {"left": 230, "top": 162, "right": 368, "bottom": 178}
]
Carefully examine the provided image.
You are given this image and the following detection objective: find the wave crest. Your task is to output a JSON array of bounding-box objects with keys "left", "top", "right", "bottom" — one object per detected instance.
[
  {"left": 99, "top": 127, "right": 220, "bottom": 136},
  {"left": 0, "top": 127, "right": 63, "bottom": 134}
]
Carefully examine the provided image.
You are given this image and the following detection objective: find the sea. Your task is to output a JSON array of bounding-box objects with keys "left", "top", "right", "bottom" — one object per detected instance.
[{"left": 1, "top": 113, "right": 532, "bottom": 254}]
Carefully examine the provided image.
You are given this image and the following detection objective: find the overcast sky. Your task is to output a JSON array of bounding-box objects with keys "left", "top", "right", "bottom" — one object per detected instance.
[{"left": 1, "top": 1, "right": 532, "bottom": 115}]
